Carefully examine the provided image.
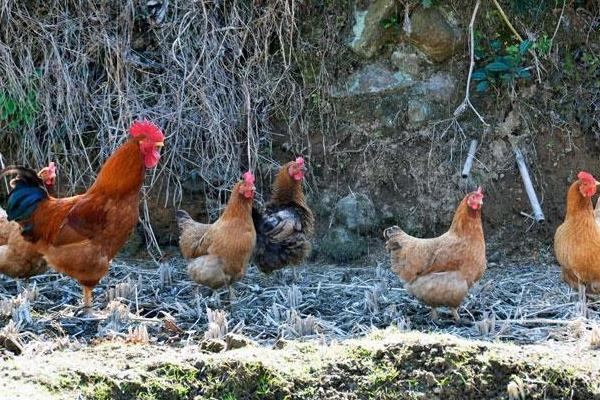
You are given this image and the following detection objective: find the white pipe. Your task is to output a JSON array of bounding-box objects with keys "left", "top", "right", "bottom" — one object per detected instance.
[
  {"left": 514, "top": 148, "right": 545, "bottom": 223},
  {"left": 461, "top": 139, "right": 478, "bottom": 178}
]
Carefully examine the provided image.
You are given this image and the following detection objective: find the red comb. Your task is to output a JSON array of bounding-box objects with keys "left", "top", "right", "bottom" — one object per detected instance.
[
  {"left": 129, "top": 120, "right": 164, "bottom": 141},
  {"left": 476, "top": 186, "right": 483, "bottom": 194},
  {"left": 47, "top": 161, "right": 56, "bottom": 172},
  {"left": 295, "top": 157, "right": 305, "bottom": 166},
  {"left": 243, "top": 171, "right": 255, "bottom": 185},
  {"left": 578, "top": 171, "right": 595, "bottom": 183}
]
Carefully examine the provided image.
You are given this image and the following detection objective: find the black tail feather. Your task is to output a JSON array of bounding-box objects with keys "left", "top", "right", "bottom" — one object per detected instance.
[
  {"left": 0, "top": 166, "right": 45, "bottom": 190},
  {"left": 176, "top": 209, "right": 192, "bottom": 230}
]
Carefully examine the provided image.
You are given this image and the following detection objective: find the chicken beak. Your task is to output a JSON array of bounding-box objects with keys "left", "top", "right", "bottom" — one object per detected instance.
[
  {"left": 155, "top": 142, "right": 164, "bottom": 148},
  {"left": 596, "top": 180, "right": 600, "bottom": 186}
]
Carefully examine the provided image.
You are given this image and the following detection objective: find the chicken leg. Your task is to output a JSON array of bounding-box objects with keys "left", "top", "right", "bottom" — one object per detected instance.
[
  {"left": 451, "top": 308, "right": 460, "bottom": 321},
  {"left": 83, "top": 286, "right": 93, "bottom": 309}
]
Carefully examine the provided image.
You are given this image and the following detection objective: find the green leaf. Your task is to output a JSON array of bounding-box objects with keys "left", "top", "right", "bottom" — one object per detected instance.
[
  {"left": 474, "top": 47, "right": 485, "bottom": 60},
  {"left": 22, "top": 113, "right": 34, "bottom": 125},
  {"left": 506, "top": 44, "right": 519, "bottom": 56},
  {"left": 500, "top": 73, "right": 514, "bottom": 83},
  {"left": 485, "top": 61, "right": 510, "bottom": 72},
  {"left": 472, "top": 70, "right": 487, "bottom": 81},
  {"left": 517, "top": 68, "right": 532, "bottom": 79},
  {"left": 502, "top": 55, "right": 520, "bottom": 68},
  {"left": 475, "top": 80, "right": 489, "bottom": 92},
  {"left": 421, "top": 0, "right": 433, "bottom": 7},
  {"left": 490, "top": 39, "right": 502, "bottom": 51},
  {"left": 519, "top": 40, "right": 532, "bottom": 54},
  {"left": 4, "top": 100, "right": 16, "bottom": 115}
]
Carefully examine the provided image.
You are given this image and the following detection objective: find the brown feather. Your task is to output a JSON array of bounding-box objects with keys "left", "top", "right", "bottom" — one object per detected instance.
[
  {"left": 27, "top": 139, "right": 146, "bottom": 288},
  {"left": 0, "top": 207, "right": 47, "bottom": 279},
  {"left": 554, "top": 180, "right": 600, "bottom": 292},
  {"left": 179, "top": 181, "right": 256, "bottom": 289},
  {"left": 385, "top": 193, "right": 486, "bottom": 309}
]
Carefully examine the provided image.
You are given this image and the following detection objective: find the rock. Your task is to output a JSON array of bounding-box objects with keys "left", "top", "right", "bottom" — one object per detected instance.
[
  {"left": 408, "top": 7, "right": 462, "bottom": 62},
  {"left": 390, "top": 47, "right": 422, "bottom": 76},
  {"left": 320, "top": 227, "right": 367, "bottom": 263},
  {"left": 349, "top": 0, "right": 397, "bottom": 58},
  {"left": 119, "top": 228, "right": 144, "bottom": 256},
  {"left": 331, "top": 64, "right": 413, "bottom": 98},
  {"left": 225, "top": 333, "right": 255, "bottom": 350},
  {"left": 0, "top": 335, "right": 23, "bottom": 355},
  {"left": 199, "top": 338, "right": 226, "bottom": 353},
  {"left": 414, "top": 72, "right": 457, "bottom": 103},
  {"left": 336, "top": 193, "right": 379, "bottom": 233},
  {"left": 497, "top": 108, "right": 520, "bottom": 137},
  {"left": 273, "top": 339, "right": 289, "bottom": 349},
  {"left": 407, "top": 99, "right": 432, "bottom": 125},
  {"left": 490, "top": 140, "right": 509, "bottom": 163}
]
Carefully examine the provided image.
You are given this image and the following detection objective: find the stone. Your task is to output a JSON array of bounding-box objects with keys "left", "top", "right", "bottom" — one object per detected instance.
[
  {"left": 414, "top": 72, "right": 457, "bottom": 103},
  {"left": 320, "top": 227, "right": 367, "bottom": 263},
  {"left": 407, "top": 99, "right": 432, "bottom": 125},
  {"left": 349, "top": 0, "right": 397, "bottom": 58},
  {"left": 408, "top": 7, "right": 462, "bottom": 62},
  {"left": 390, "top": 47, "right": 422, "bottom": 75},
  {"left": 273, "top": 339, "right": 289, "bottom": 349},
  {"left": 331, "top": 64, "right": 413, "bottom": 98},
  {"left": 0, "top": 335, "right": 23, "bottom": 355},
  {"left": 490, "top": 140, "right": 509, "bottom": 163},
  {"left": 199, "top": 338, "right": 226, "bottom": 353},
  {"left": 225, "top": 333, "right": 255, "bottom": 350},
  {"left": 335, "top": 193, "right": 378, "bottom": 233}
]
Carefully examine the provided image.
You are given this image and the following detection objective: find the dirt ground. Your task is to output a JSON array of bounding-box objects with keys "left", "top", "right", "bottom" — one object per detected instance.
[{"left": 1, "top": 249, "right": 599, "bottom": 399}]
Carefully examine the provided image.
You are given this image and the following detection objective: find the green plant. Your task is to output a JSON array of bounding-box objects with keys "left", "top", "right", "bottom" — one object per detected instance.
[
  {"left": 534, "top": 34, "right": 552, "bottom": 57},
  {"left": 472, "top": 39, "right": 533, "bottom": 92},
  {"left": 0, "top": 90, "right": 38, "bottom": 129},
  {"left": 421, "top": 0, "right": 438, "bottom": 7},
  {"left": 380, "top": 16, "right": 400, "bottom": 30}
]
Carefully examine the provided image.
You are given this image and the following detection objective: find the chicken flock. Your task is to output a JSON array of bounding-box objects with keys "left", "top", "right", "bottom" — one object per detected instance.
[{"left": 0, "top": 120, "right": 598, "bottom": 324}]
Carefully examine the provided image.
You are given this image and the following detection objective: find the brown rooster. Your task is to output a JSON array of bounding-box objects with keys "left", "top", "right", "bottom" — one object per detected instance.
[
  {"left": 177, "top": 172, "right": 256, "bottom": 296},
  {"left": 0, "top": 162, "right": 56, "bottom": 281},
  {"left": 555, "top": 171, "right": 600, "bottom": 294},
  {"left": 384, "top": 187, "right": 486, "bottom": 321},
  {"left": 251, "top": 157, "right": 314, "bottom": 275},
  {"left": 1, "top": 121, "right": 164, "bottom": 314}
]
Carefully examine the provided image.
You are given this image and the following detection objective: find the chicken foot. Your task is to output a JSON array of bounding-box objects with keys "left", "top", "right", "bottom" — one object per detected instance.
[
  {"left": 431, "top": 307, "right": 461, "bottom": 322},
  {"left": 74, "top": 286, "right": 102, "bottom": 318}
]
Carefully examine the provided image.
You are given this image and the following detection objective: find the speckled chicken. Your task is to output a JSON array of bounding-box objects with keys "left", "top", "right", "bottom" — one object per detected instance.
[
  {"left": 251, "top": 157, "right": 314, "bottom": 274},
  {"left": 384, "top": 188, "right": 486, "bottom": 321}
]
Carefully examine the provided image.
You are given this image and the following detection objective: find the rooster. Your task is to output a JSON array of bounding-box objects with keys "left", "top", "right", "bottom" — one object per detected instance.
[
  {"left": 555, "top": 171, "right": 600, "bottom": 295},
  {"left": 384, "top": 187, "right": 486, "bottom": 321},
  {"left": 177, "top": 172, "right": 256, "bottom": 297},
  {"left": 0, "top": 162, "right": 56, "bottom": 281},
  {"left": 251, "top": 157, "right": 314, "bottom": 275},
  {"left": 0, "top": 121, "right": 164, "bottom": 314}
]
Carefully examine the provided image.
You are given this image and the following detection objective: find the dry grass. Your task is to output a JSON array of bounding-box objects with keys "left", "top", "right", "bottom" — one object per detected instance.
[
  {"left": 1, "top": 253, "right": 599, "bottom": 356},
  {"left": 0, "top": 0, "right": 310, "bottom": 256}
]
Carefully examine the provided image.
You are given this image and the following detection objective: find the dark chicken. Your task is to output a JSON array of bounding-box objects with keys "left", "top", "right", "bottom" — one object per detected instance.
[{"left": 252, "top": 157, "right": 314, "bottom": 274}]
